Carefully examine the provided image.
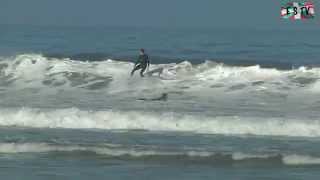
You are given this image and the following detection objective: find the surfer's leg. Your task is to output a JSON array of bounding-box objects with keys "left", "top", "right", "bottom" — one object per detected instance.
[
  {"left": 131, "top": 64, "right": 141, "bottom": 76},
  {"left": 140, "top": 65, "right": 147, "bottom": 77}
]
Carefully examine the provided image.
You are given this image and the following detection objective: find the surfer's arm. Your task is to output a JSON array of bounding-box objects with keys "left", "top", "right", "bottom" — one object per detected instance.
[{"left": 134, "top": 56, "right": 141, "bottom": 66}]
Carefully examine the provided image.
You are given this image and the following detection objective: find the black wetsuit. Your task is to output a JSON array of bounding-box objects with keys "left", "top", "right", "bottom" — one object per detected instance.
[{"left": 131, "top": 54, "right": 150, "bottom": 77}]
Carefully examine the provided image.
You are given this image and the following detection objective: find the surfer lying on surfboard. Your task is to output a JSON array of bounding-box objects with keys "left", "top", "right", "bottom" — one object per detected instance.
[
  {"left": 131, "top": 48, "right": 150, "bottom": 77},
  {"left": 138, "top": 93, "right": 168, "bottom": 101}
]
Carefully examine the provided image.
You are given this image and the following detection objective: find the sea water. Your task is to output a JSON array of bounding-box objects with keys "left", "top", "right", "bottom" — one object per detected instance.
[{"left": 0, "top": 25, "right": 320, "bottom": 180}]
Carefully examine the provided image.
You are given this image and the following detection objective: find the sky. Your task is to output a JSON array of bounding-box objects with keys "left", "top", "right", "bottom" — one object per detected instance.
[{"left": 0, "top": 0, "right": 319, "bottom": 28}]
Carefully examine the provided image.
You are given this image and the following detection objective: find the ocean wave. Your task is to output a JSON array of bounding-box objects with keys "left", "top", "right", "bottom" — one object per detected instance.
[
  {"left": 0, "top": 54, "right": 319, "bottom": 93},
  {"left": 282, "top": 154, "right": 320, "bottom": 165},
  {"left": 1, "top": 142, "right": 319, "bottom": 166},
  {"left": 0, "top": 107, "right": 320, "bottom": 137}
]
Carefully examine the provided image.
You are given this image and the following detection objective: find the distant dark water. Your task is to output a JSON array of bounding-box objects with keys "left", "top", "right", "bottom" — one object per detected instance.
[{"left": 1, "top": 25, "right": 319, "bottom": 68}]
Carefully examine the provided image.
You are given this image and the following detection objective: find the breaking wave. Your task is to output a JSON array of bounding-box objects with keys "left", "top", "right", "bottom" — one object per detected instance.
[
  {"left": 1, "top": 142, "right": 320, "bottom": 166},
  {"left": 0, "top": 54, "right": 319, "bottom": 138},
  {"left": 0, "top": 107, "right": 320, "bottom": 137},
  {"left": 0, "top": 54, "right": 319, "bottom": 93}
]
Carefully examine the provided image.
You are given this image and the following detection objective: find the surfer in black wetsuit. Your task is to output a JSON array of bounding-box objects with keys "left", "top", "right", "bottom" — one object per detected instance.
[{"left": 131, "top": 48, "right": 150, "bottom": 77}]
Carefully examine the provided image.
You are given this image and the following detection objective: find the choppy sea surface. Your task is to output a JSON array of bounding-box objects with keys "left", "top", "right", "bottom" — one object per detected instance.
[{"left": 0, "top": 25, "right": 320, "bottom": 180}]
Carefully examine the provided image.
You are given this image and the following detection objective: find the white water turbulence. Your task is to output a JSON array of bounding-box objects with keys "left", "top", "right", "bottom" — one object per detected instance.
[
  {"left": 0, "top": 54, "right": 319, "bottom": 137},
  {"left": 0, "top": 108, "right": 320, "bottom": 137},
  {"left": 1, "top": 54, "right": 320, "bottom": 92},
  {"left": 1, "top": 142, "right": 320, "bottom": 166}
]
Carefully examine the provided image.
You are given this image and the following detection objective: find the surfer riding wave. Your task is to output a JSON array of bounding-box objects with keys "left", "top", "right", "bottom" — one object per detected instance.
[{"left": 131, "top": 48, "right": 150, "bottom": 77}]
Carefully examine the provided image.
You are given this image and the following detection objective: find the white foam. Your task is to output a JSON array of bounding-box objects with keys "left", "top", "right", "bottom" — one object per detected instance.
[
  {"left": 233, "top": 153, "right": 320, "bottom": 166},
  {"left": 1, "top": 54, "right": 320, "bottom": 93},
  {"left": 0, "top": 142, "right": 209, "bottom": 157},
  {"left": 283, "top": 155, "right": 320, "bottom": 165},
  {"left": 196, "top": 64, "right": 282, "bottom": 83},
  {"left": 2, "top": 142, "right": 320, "bottom": 166},
  {"left": 0, "top": 107, "right": 320, "bottom": 137},
  {"left": 0, "top": 143, "right": 84, "bottom": 153},
  {"left": 232, "top": 152, "right": 273, "bottom": 160}
]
